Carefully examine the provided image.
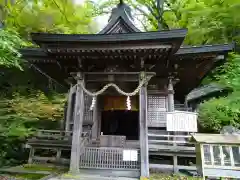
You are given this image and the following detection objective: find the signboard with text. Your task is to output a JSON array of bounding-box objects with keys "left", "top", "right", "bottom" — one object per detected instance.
[
  {"left": 123, "top": 150, "right": 138, "bottom": 161},
  {"left": 166, "top": 111, "right": 198, "bottom": 132}
]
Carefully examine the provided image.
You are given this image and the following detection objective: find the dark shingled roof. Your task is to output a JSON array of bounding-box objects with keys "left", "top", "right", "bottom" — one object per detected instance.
[
  {"left": 186, "top": 83, "right": 228, "bottom": 102},
  {"left": 176, "top": 44, "right": 233, "bottom": 55},
  {"left": 30, "top": 29, "right": 187, "bottom": 44}
]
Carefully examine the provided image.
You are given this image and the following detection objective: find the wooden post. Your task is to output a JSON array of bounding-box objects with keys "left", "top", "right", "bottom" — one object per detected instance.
[
  {"left": 168, "top": 78, "right": 177, "bottom": 173},
  {"left": 56, "top": 148, "right": 62, "bottom": 162},
  {"left": 139, "top": 72, "right": 149, "bottom": 179},
  {"left": 65, "top": 85, "right": 76, "bottom": 132},
  {"left": 69, "top": 72, "right": 85, "bottom": 174},
  {"left": 28, "top": 147, "right": 35, "bottom": 164},
  {"left": 91, "top": 97, "right": 98, "bottom": 140},
  {"left": 167, "top": 78, "right": 174, "bottom": 112}
]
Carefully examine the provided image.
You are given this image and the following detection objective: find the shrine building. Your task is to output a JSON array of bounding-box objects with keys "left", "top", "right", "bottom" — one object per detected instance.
[{"left": 21, "top": 1, "right": 233, "bottom": 179}]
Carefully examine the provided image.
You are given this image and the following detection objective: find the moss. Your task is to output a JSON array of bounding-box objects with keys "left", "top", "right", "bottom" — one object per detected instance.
[
  {"left": 22, "top": 164, "right": 68, "bottom": 173},
  {"left": 0, "top": 164, "right": 68, "bottom": 180},
  {"left": 62, "top": 173, "right": 81, "bottom": 179},
  {"left": 0, "top": 173, "right": 45, "bottom": 180},
  {"left": 150, "top": 173, "right": 202, "bottom": 180},
  {"left": 14, "top": 173, "right": 45, "bottom": 180}
]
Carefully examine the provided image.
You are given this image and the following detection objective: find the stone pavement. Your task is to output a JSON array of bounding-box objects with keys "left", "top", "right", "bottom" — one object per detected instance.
[{"left": 48, "top": 174, "right": 139, "bottom": 180}]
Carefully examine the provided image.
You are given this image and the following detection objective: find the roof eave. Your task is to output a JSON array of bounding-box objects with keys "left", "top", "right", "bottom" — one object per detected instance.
[
  {"left": 30, "top": 29, "right": 187, "bottom": 44},
  {"left": 176, "top": 43, "right": 234, "bottom": 55}
]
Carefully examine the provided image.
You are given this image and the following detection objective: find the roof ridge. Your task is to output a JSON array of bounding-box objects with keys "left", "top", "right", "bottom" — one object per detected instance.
[{"left": 98, "top": 2, "right": 140, "bottom": 34}]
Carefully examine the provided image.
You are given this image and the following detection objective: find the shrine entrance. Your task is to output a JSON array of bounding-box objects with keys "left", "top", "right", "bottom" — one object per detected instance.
[
  {"left": 101, "top": 110, "right": 139, "bottom": 140},
  {"left": 101, "top": 96, "right": 139, "bottom": 140}
]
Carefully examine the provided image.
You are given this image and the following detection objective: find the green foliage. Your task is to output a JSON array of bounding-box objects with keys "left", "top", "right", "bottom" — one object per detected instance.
[
  {"left": 198, "top": 92, "right": 240, "bottom": 132},
  {"left": 96, "top": 0, "right": 240, "bottom": 45},
  {"left": 150, "top": 173, "right": 202, "bottom": 179},
  {"left": 0, "top": 92, "right": 65, "bottom": 138},
  {"left": 2, "top": 0, "right": 97, "bottom": 38},
  {"left": 0, "top": 0, "right": 97, "bottom": 168},
  {"left": 208, "top": 54, "right": 240, "bottom": 90},
  {"left": 198, "top": 54, "right": 240, "bottom": 132},
  {"left": 0, "top": 29, "right": 24, "bottom": 69},
  {"left": 0, "top": 91, "right": 65, "bottom": 167},
  {"left": 180, "top": 0, "right": 240, "bottom": 45}
]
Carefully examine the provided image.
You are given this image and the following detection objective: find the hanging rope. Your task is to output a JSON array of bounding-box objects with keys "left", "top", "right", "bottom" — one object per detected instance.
[
  {"left": 29, "top": 64, "right": 64, "bottom": 88},
  {"left": 79, "top": 74, "right": 153, "bottom": 97}
]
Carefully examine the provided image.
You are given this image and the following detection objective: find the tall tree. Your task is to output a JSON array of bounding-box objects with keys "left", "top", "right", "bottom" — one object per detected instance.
[
  {"left": 96, "top": 0, "right": 240, "bottom": 45},
  {"left": 1, "top": 0, "right": 98, "bottom": 38}
]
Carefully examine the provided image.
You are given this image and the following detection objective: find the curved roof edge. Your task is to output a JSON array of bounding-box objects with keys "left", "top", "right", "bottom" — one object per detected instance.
[
  {"left": 176, "top": 44, "right": 234, "bottom": 55},
  {"left": 186, "top": 83, "right": 230, "bottom": 102}
]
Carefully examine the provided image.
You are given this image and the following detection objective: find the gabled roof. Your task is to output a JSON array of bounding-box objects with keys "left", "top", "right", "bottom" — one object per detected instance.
[
  {"left": 20, "top": 1, "right": 234, "bottom": 97},
  {"left": 98, "top": 2, "right": 140, "bottom": 34}
]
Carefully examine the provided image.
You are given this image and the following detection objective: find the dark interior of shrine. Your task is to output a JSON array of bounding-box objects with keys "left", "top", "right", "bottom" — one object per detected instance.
[{"left": 101, "top": 110, "right": 139, "bottom": 140}]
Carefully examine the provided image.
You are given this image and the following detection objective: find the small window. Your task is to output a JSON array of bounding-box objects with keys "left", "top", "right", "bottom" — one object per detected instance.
[
  {"left": 222, "top": 146, "right": 231, "bottom": 166},
  {"left": 203, "top": 144, "right": 211, "bottom": 165},
  {"left": 233, "top": 146, "right": 240, "bottom": 167},
  {"left": 213, "top": 145, "right": 221, "bottom": 166}
]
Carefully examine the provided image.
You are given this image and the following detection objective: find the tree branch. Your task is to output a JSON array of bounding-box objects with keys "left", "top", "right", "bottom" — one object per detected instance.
[{"left": 51, "top": 0, "right": 70, "bottom": 24}]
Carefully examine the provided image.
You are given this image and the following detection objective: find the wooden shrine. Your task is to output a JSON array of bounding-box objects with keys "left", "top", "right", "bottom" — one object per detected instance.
[
  {"left": 191, "top": 134, "right": 240, "bottom": 179},
  {"left": 21, "top": 1, "right": 233, "bottom": 179}
]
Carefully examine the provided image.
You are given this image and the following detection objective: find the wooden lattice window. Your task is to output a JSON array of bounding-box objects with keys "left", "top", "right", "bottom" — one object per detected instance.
[{"left": 147, "top": 95, "right": 167, "bottom": 127}]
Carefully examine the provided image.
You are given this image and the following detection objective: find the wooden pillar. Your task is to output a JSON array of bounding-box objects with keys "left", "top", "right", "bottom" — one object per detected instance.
[
  {"left": 91, "top": 97, "right": 98, "bottom": 140},
  {"left": 69, "top": 72, "right": 85, "bottom": 174},
  {"left": 56, "top": 148, "right": 62, "bottom": 162},
  {"left": 28, "top": 147, "right": 35, "bottom": 164},
  {"left": 139, "top": 72, "right": 149, "bottom": 179},
  {"left": 65, "top": 85, "right": 76, "bottom": 132},
  {"left": 168, "top": 78, "right": 174, "bottom": 112},
  {"left": 168, "top": 78, "right": 177, "bottom": 173}
]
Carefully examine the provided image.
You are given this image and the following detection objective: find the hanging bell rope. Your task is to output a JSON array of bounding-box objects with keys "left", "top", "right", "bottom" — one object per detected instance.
[{"left": 79, "top": 74, "right": 153, "bottom": 97}]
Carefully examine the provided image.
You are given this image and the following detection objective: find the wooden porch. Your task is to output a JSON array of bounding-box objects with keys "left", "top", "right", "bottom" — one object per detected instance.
[{"left": 26, "top": 129, "right": 195, "bottom": 164}]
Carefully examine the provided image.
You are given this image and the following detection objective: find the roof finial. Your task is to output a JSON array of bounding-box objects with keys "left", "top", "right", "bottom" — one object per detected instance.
[{"left": 119, "top": 0, "right": 123, "bottom": 4}]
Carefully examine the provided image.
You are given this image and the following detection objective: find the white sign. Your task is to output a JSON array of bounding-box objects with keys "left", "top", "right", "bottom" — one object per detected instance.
[
  {"left": 166, "top": 111, "right": 198, "bottom": 132},
  {"left": 123, "top": 150, "right": 138, "bottom": 161}
]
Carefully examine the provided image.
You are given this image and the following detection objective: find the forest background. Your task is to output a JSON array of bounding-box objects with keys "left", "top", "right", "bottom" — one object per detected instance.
[{"left": 0, "top": 0, "right": 239, "bottom": 167}]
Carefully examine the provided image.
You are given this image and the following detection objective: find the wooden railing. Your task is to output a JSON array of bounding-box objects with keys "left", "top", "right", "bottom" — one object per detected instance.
[
  {"left": 174, "top": 104, "right": 193, "bottom": 112},
  {"left": 27, "top": 130, "right": 91, "bottom": 146},
  {"left": 79, "top": 147, "right": 140, "bottom": 170},
  {"left": 148, "top": 133, "right": 192, "bottom": 145},
  {"left": 148, "top": 133, "right": 195, "bottom": 154},
  {"left": 30, "top": 130, "right": 88, "bottom": 139},
  {"left": 33, "top": 130, "right": 73, "bottom": 140}
]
